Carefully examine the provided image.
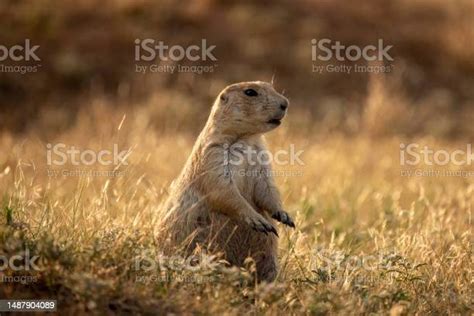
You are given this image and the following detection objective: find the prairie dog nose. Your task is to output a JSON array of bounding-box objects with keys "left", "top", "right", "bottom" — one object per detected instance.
[{"left": 280, "top": 100, "right": 288, "bottom": 111}]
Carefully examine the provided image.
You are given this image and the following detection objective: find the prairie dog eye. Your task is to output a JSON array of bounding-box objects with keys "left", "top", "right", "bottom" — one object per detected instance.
[{"left": 244, "top": 89, "right": 258, "bottom": 97}]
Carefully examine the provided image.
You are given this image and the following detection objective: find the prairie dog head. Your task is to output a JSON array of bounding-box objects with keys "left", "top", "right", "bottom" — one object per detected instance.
[{"left": 211, "top": 81, "right": 289, "bottom": 136}]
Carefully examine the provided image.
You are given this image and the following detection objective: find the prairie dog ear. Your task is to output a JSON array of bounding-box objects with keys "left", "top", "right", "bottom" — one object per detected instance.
[{"left": 220, "top": 92, "right": 228, "bottom": 103}]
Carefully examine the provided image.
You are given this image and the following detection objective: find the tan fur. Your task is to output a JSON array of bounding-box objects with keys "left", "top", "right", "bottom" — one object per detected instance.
[{"left": 156, "top": 81, "right": 294, "bottom": 282}]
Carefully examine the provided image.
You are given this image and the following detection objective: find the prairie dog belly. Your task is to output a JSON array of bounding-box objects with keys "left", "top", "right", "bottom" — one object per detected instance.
[{"left": 226, "top": 140, "right": 267, "bottom": 205}]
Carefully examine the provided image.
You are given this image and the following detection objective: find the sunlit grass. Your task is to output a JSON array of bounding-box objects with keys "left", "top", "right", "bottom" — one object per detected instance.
[{"left": 0, "top": 96, "right": 472, "bottom": 314}]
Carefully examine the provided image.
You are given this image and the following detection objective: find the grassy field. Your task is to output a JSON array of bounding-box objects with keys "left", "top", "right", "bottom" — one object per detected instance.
[
  {"left": 0, "top": 0, "right": 473, "bottom": 314},
  {"left": 0, "top": 93, "right": 472, "bottom": 314}
]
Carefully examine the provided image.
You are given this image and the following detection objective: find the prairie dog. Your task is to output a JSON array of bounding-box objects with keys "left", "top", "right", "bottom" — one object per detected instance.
[{"left": 157, "top": 81, "right": 295, "bottom": 281}]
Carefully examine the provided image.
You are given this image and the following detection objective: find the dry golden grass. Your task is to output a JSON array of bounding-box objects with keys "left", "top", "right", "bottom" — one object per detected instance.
[{"left": 0, "top": 90, "right": 472, "bottom": 314}]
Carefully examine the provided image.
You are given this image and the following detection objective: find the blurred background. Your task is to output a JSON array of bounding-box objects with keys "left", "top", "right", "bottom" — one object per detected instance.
[{"left": 1, "top": 0, "right": 473, "bottom": 138}]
